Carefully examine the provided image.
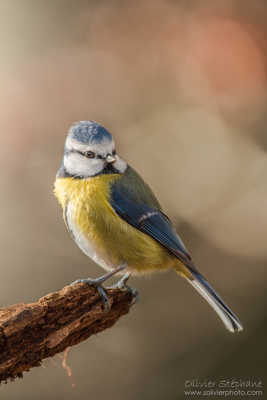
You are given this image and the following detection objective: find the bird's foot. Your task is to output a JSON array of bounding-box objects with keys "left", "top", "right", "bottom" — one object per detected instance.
[
  {"left": 71, "top": 264, "right": 127, "bottom": 311},
  {"left": 71, "top": 278, "right": 111, "bottom": 310},
  {"left": 110, "top": 272, "right": 139, "bottom": 305}
]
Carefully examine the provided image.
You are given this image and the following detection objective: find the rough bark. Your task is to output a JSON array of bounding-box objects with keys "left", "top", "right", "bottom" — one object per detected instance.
[{"left": 0, "top": 282, "right": 134, "bottom": 383}]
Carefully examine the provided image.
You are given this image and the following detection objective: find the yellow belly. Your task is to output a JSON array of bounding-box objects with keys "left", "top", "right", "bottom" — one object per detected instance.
[{"left": 54, "top": 175, "right": 177, "bottom": 275}]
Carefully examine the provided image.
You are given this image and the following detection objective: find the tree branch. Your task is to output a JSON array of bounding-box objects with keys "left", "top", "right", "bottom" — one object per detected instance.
[{"left": 0, "top": 282, "right": 134, "bottom": 383}]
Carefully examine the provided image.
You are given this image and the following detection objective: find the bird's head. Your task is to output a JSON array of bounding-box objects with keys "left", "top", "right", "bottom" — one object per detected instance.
[{"left": 58, "top": 121, "right": 127, "bottom": 178}]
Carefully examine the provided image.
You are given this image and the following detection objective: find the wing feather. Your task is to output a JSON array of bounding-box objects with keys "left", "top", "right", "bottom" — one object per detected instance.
[{"left": 110, "top": 167, "right": 191, "bottom": 265}]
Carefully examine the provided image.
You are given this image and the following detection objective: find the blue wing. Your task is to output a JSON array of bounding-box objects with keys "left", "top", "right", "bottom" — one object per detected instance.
[
  {"left": 110, "top": 167, "right": 192, "bottom": 265},
  {"left": 110, "top": 168, "right": 244, "bottom": 332}
]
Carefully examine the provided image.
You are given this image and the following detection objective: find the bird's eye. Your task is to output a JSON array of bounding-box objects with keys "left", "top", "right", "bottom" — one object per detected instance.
[
  {"left": 85, "top": 151, "right": 95, "bottom": 158},
  {"left": 112, "top": 149, "right": 116, "bottom": 155}
]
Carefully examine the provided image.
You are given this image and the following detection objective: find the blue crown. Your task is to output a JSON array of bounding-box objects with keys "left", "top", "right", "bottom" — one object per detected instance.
[{"left": 69, "top": 121, "right": 113, "bottom": 144}]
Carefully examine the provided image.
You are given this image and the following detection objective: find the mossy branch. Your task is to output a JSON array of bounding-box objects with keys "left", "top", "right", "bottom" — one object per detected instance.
[{"left": 0, "top": 282, "right": 134, "bottom": 383}]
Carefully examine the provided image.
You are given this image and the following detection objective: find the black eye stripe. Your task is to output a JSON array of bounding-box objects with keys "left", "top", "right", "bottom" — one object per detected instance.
[
  {"left": 65, "top": 149, "right": 85, "bottom": 156},
  {"left": 66, "top": 149, "right": 96, "bottom": 158},
  {"left": 65, "top": 149, "right": 116, "bottom": 159}
]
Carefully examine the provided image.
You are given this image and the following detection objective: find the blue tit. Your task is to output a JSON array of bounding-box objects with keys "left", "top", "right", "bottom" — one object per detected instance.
[{"left": 54, "top": 120, "right": 243, "bottom": 333}]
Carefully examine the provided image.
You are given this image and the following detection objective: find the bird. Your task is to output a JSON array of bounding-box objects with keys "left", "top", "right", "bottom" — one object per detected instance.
[{"left": 54, "top": 120, "right": 243, "bottom": 333}]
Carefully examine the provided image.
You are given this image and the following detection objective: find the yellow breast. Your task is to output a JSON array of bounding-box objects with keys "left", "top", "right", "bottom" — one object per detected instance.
[{"left": 54, "top": 175, "right": 176, "bottom": 274}]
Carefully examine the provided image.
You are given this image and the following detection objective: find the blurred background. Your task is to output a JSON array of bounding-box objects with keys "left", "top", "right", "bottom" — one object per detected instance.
[{"left": 0, "top": 0, "right": 266, "bottom": 399}]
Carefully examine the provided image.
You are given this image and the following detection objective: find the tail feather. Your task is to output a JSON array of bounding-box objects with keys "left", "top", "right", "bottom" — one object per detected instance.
[{"left": 185, "top": 269, "right": 243, "bottom": 333}]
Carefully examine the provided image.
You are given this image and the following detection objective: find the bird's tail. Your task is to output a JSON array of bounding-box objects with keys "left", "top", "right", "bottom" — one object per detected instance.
[{"left": 176, "top": 264, "right": 243, "bottom": 333}]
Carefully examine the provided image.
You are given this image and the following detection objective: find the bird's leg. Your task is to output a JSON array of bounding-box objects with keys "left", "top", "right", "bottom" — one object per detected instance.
[
  {"left": 71, "top": 264, "right": 127, "bottom": 310},
  {"left": 110, "top": 272, "right": 139, "bottom": 305},
  {"left": 111, "top": 272, "right": 131, "bottom": 289}
]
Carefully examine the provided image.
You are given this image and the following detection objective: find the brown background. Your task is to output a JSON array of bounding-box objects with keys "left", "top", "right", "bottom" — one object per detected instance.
[{"left": 0, "top": 1, "right": 266, "bottom": 399}]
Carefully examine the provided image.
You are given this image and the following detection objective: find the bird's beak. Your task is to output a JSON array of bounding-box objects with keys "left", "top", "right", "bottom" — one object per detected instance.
[{"left": 106, "top": 154, "right": 116, "bottom": 163}]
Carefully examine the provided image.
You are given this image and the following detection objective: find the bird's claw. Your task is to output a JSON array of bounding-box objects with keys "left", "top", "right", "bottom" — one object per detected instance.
[
  {"left": 110, "top": 273, "right": 139, "bottom": 306},
  {"left": 70, "top": 264, "right": 128, "bottom": 311},
  {"left": 71, "top": 278, "right": 111, "bottom": 311}
]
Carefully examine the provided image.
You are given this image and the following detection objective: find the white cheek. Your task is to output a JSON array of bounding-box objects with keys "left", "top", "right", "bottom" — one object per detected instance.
[
  {"left": 64, "top": 153, "right": 104, "bottom": 177},
  {"left": 114, "top": 156, "right": 127, "bottom": 173}
]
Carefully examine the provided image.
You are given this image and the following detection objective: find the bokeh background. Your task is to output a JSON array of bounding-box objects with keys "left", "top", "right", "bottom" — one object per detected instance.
[{"left": 0, "top": 1, "right": 267, "bottom": 399}]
